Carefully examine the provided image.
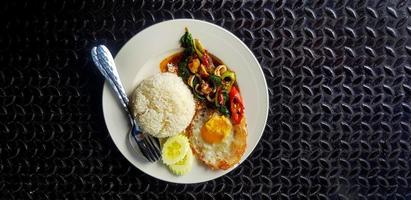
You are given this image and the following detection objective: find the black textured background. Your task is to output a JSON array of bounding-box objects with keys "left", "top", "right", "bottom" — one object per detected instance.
[{"left": 1, "top": 0, "right": 411, "bottom": 199}]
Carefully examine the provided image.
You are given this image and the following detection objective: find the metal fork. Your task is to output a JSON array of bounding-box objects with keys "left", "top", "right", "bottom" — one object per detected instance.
[{"left": 91, "top": 45, "right": 161, "bottom": 162}]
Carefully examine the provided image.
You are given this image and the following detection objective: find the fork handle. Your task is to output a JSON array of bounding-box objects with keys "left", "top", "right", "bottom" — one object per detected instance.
[
  {"left": 91, "top": 45, "right": 138, "bottom": 126},
  {"left": 91, "top": 45, "right": 131, "bottom": 113}
]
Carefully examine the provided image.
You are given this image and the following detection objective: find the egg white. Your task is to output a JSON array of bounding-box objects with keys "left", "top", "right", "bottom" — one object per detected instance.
[{"left": 187, "top": 108, "right": 246, "bottom": 169}]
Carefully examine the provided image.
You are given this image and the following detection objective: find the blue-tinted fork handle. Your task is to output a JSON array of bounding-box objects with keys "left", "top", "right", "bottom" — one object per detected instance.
[{"left": 91, "top": 45, "right": 142, "bottom": 140}]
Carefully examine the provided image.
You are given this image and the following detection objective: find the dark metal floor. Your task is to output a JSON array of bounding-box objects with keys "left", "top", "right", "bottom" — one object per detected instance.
[{"left": 1, "top": 0, "right": 411, "bottom": 199}]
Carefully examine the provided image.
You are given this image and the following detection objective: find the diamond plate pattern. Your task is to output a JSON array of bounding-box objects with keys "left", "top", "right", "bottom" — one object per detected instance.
[{"left": 1, "top": 0, "right": 411, "bottom": 199}]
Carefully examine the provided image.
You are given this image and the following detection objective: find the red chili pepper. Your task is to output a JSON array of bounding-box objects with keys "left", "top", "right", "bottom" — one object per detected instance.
[
  {"left": 229, "top": 86, "right": 244, "bottom": 124},
  {"left": 202, "top": 51, "right": 209, "bottom": 68}
]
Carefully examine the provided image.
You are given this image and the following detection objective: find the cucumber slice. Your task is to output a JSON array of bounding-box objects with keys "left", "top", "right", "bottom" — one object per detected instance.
[
  {"left": 168, "top": 148, "right": 194, "bottom": 176},
  {"left": 161, "top": 134, "right": 190, "bottom": 165}
]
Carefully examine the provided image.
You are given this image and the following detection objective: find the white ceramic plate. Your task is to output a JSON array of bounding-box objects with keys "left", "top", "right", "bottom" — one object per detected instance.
[{"left": 102, "top": 19, "right": 269, "bottom": 184}]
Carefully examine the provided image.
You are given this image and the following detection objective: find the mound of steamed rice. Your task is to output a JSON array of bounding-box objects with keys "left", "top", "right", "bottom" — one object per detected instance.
[{"left": 130, "top": 73, "right": 195, "bottom": 138}]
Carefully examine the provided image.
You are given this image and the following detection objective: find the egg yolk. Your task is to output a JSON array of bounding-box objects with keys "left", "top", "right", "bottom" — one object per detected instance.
[{"left": 201, "top": 115, "right": 232, "bottom": 144}]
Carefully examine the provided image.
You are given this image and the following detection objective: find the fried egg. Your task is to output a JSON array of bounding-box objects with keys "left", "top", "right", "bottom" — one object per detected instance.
[{"left": 187, "top": 107, "right": 247, "bottom": 170}]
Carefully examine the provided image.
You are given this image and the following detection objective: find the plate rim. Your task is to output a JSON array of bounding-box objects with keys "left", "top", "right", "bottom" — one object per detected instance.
[{"left": 101, "top": 18, "right": 269, "bottom": 184}]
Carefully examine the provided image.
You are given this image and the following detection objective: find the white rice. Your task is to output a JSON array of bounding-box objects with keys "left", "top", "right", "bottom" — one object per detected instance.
[{"left": 130, "top": 73, "right": 195, "bottom": 138}]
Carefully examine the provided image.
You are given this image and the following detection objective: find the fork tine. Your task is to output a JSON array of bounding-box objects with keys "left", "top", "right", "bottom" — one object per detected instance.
[
  {"left": 132, "top": 134, "right": 153, "bottom": 162},
  {"left": 147, "top": 135, "right": 161, "bottom": 153},
  {"left": 143, "top": 143, "right": 157, "bottom": 162},
  {"left": 144, "top": 136, "right": 161, "bottom": 160},
  {"left": 140, "top": 143, "right": 155, "bottom": 162},
  {"left": 141, "top": 136, "right": 159, "bottom": 162},
  {"left": 150, "top": 137, "right": 161, "bottom": 159},
  {"left": 147, "top": 136, "right": 161, "bottom": 159},
  {"left": 130, "top": 126, "right": 157, "bottom": 162}
]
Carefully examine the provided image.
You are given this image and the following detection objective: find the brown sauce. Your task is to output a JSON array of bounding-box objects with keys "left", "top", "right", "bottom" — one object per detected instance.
[{"left": 160, "top": 52, "right": 184, "bottom": 72}]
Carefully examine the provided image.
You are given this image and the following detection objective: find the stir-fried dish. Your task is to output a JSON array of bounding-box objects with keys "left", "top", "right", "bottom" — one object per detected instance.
[
  {"left": 157, "top": 28, "right": 248, "bottom": 171},
  {"left": 160, "top": 28, "right": 245, "bottom": 125}
]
